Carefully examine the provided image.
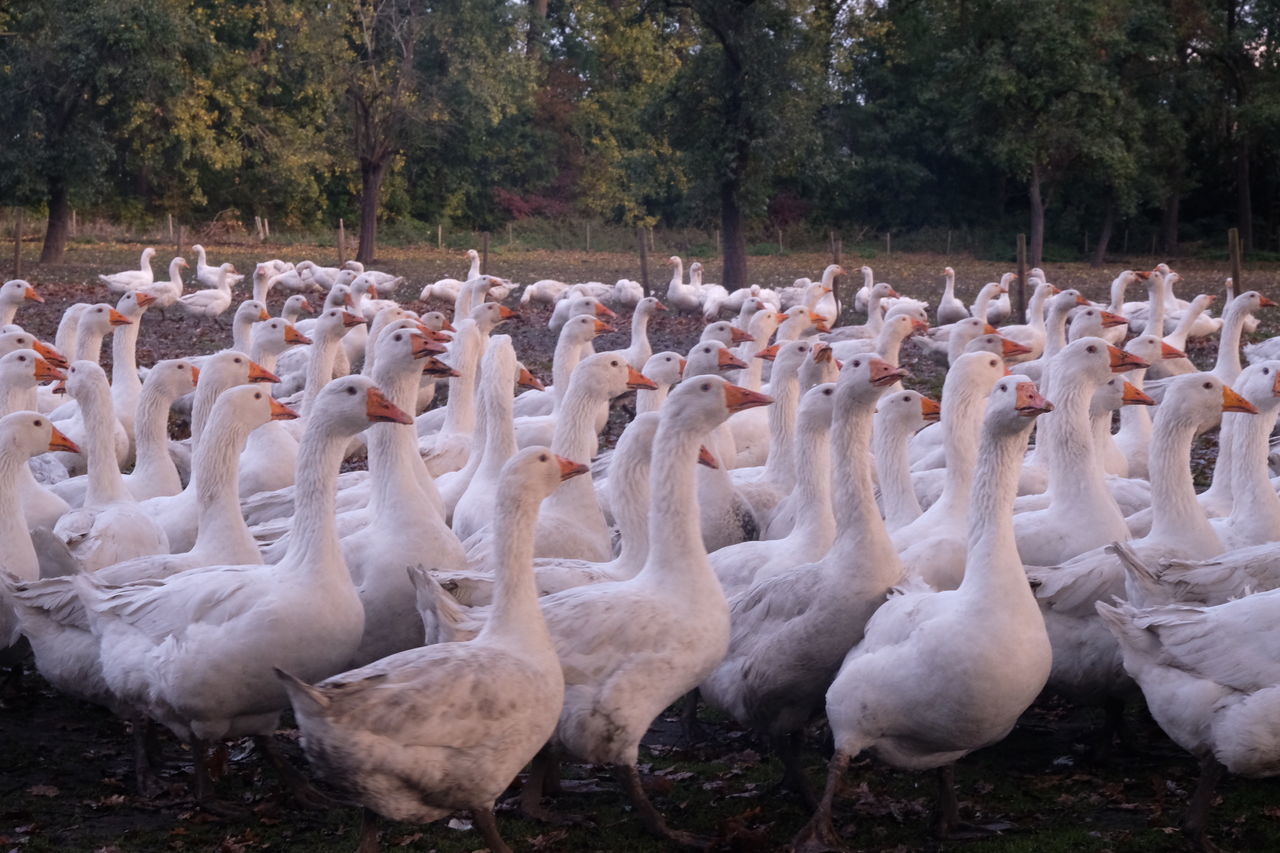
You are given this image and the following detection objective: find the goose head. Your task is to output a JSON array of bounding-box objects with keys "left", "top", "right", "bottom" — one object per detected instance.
[
  {"left": 281, "top": 294, "right": 314, "bottom": 324},
  {"left": 876, "top": 389, "right": 940, "bottom": 435},
  {"left": 986, "top": 378, "right": 1053, "bottom": 434},
  {"left": 313, "top": 307, "right": 365, "bottom": 342},
  {"left": 941, "top": 351, "right": 1008, "bottom": 404},
  {"left": 1091, "top": 376, "right": 1154, "bottom": 417},
  {"left": 0, "top": 331, "right": 63, "bottom": 367},
  {"left": 0, "top": 410, "right": 80, "bottom": 457},
  {"left": 1121, "top": 333, "right": 1185, "bottom": 366},
  {"left": 1067, "top": 306, "right": 1126, "bottom": 341},
  {"left": 768, "top": 340, "right": 816, "bottom": 381},
  {"left": 1228, "top": 360, "right": 1280, "bottom": 413},
  {"left": 689, "top": 262, "right": 704, "bottom": 286},
  {"left": 141, "top": 358, "right": 200, "bottom": 400},
  {"left": 701, "top": 321, "right": 753, "bottom": 347},
  {"left": 0, "top": 279, "right": 42, "bottom": 306},
  {"left": 252, "top": 318, "right": 311, "bottom": 360},
  {"left": 324, "top": 283, "right": 355, "bottom": 311},
  {"left": 0, "top": 349, "right": 64, "bottom": 390},
  {"left": 64, "top": 360, "right": 112, "bottom": 405},
  {"left": 949, "top": 317, "right": 995, "bottom": 351},
  {"left": 470, "top": 301, "right": 518, "bottom": 335},
  {"left": 747, "top": 308, "right": 781, "bottom": 340},
  {"left": 880, "top": 312, "right": 928, "bottom": 344},
  {"left": 374, "top": 324, "right": 446, "bottom": 375},
  {"left": 569, "top": 352, "right": 656, "bottom": 399},
  {"left": 664, "top": 374, "right": 771, "bottom": 434},
  {"left": 560, "top": 313, "right": 607, "bottom": 348},
  {"left": 637, "top": 295, "right": 667, "bottom": 316},
  {"left": 1228, "top": 290, "right": 1277, "bottom": 320},
  {"left": 215, "top": 384, "right": 299, "bottom": 433},
  {"left": 419, "top": 311, "right": 453, "bottom": 334},
  {"left": 1161, "top": 373, "right": 1258, "bottom": 433},
  {"left": 798, "top": 381, "right": 838, "bottom": 432},
  {"left": 199, "top": 350, "right": 279, "bottom": 390},
  {"left": 500, "top": 445, "right": 589, "bottom": 504},
  {"left": 140, "top": 247, "right": 157, "bottom": 265},
  {"left": 234, "top": 299, "right": 271, "bottom": 326},
  {"left": 313, "top": 374, "right": 412, "bottom": 433},
  {"left": 642, "top": 351, "right": 686, "bottom": 389},
  {"left": 80, "top": 303, "right": 132, "bottom": 335},
  {"left": 837, "top": 354, "right": 909, "bottom": 407},
  {"left": 116, "top": 289, "right": 156, "bottom": 319},
  {"left": 466, "top": 249, "right": 480, "bottom": 262},
  {"left": 871, "top": 281, "right": 900, "bottom": 301},
  {"left": 686, "top": 340, "right": 745, "bottom": 376},
  {"left": 1053, "top": 337, "right": 1147, "bottom": 388},
  {"left": 965, "top": 332, "right": 1028, "bottom": 360}
]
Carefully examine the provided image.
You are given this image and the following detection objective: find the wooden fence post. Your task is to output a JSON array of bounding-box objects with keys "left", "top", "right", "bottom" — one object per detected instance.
[
  {"left": 638, "top": 226, "right": 650, "bottom": 296},
  {"left": 833, "top": 234, "right": 844, "bottom": 321},
  {"left": 1229, "top": 227, "right": 1242, "bottom": 292},
  {"left": 885, "top": 232, "right": 891, "bottom": 257},
  {"left": 437, "top": 223, "right": 442, "bottom": 249},
  {"left": 1015, "top": 233, "right": 1028, "bottom": 325},
  {"left": 337, "top": 219, "right": 346, "bottom": 265},
  {"left": 585, "top": 222, "right": 591, "bottom": 253},
  {"left": 481, "top": 231, "right": 490, "bottom": 274},
  {"left": 167, "top": 213, "right": 174, "bottom": 241},
  {"left": 12, "top": 208, "right": 22, "bottom": 279},
  {"left": 176, "top": 224, "right": 182, "bottom": 262}
]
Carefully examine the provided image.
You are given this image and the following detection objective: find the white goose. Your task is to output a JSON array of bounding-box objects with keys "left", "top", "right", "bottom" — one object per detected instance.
[
  {"left": 190, "top": 244, "right": 242, "bottom": 289},
  {"left": 936, "top": 266, "right": 968, "bottom": 325},
  {"left": 98, "top": 248, "right": 156, "bottom": 293},
  {"left": 177, "top": 264, "right": 234, "bottom": 320},
  {"left": 122, "top": 360, "right": 200, "bottom": 502},
  {"left": 0, "top": 279, "right": 44, "bottom": 325}
]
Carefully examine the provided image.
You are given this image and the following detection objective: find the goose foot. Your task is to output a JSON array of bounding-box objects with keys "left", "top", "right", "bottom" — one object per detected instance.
[
  {"left": 519, "top": 748, "right": 584, "bottom": 825},
  {"left": 473, "top": 808, "right": 514, "bottom": 853},
  {"left": 1180, "top": 756, "right": 1225, "bottom": 853},
  {"left": 615, "top": 764, "right": 711, "bottom": 849},
  {"left": 930, "top": 764, "right": 998, "bottom": 839},
  {"left": 356, "top": 807, "right": 382, "bottom": 853},
  {"left": 790, "top": 748, "right": 851, "bottom": 853},
  {"left": 253, "top": 734, "right": 337, "bottom": 810}
]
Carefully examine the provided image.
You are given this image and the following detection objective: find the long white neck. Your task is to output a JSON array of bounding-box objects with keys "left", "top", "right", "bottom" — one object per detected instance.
[
  {"left": 826, "top": 387, "right": 900, "bottom": 585},
  {"left": 942, "top": 271, "right": 956, "bottom": 303},
  {"left": 928, "top": 383, "right": 986, "bottom": 522},
  {"left": 761, "top": 365, "right": 801, "bottom": 489},
  {"left": 473, "top": 359, "right": 519, "bottom": 486},
  {"left": 110, "top": 313, "right": 143, "bottom": 397},
  {"left": 1042, "top": 375, "right": 1124, "bottom": 524},
  {"left": 1146, "top": 408, "right": 1222, "bottom": 554},
  {"left": 130, "top": 384, "right": 181, "bottom": 494},
  {"left": 441, "top": 326, "right": 481, "bottom": 435},
  {"left": 1226, "top": 402, "right": 1280, "bottom": 540},
  {"left": 80, "top": 381, "right": 131, "bottom": 507},
  {"left": 0, "top": 443, "right": 38, "bottom": 579},
  {"left": 303, "top": 329, "right": 346, "bottom": 414},
  {"left": 875, "top": 413, "right": 922, "bottom": 530},
  {"left": 544, "top": 381, "right": 610, "bottom": 528},
  {"left": 550, "top": 330, "right": 588, "bottom": 408},
  {"left": 1166, "top": 299, "right": 1206, "bottom": 348},
  {"left": 279, "top": 413, "right": 356, "bottom": 574},
  {"left": 190, "top": 406, "right": 262, "bottom": 559},
  {"left": 1213, "top": 302, "right": 1250, "bottom": 382},
  {"left": 787, "top": 410, "right": 835, "bottom": 546},
  {"left": 641, "top": 411, "right": 719, "bottom": 596},
  {"left": 636, "top": 384, "right": 670, "bottom": 414},
  {"left": 1042, "top": 305, "right": 1072, "bottom": 361},
  {"left": 74, "top": 325, "right": 109, "bottom": 364},
  {"left": 1146, "top": 277, "right": 1166, "bottom": 337},
  {"left": 1026, "top": 287, "right": 1050, "bottom": 332},
  {"left": 373, "top": 353, "right": 445, "bottom": 516},
  {"left": 626, "top": 306, "right": 653, "bottom": 365},
  {"left": 55, "top": 309, "right": 82, "bottom": 357},
  {"left": 477, "top": 473, "right": 557, "bottom": 652},
  {"left": 0, "top": 301, "right": 18, "bottom": 326},
  {"left": 959, "top": 416, "right": 1039, "bottom": 604},
  {"left": 1116, "top": 366, "right": 1153, "bottom": 443},
  {"left": 231, "top": 313, "right": 255, "bottom": 354},
  {"left": 1108, "top": 275, "right": 1130, "bottom": 313},
  {"left": 972, "top": 287, "right": 996, "bottom": 322},
  {"left": 250, "top": 339, "right": 284, "bottom": 375},
  {"left": 875, "top": 324, "right": 911, "bottom": 367},
  {"left": 608, "top": 427, "right": 656, "bottom": 575}
]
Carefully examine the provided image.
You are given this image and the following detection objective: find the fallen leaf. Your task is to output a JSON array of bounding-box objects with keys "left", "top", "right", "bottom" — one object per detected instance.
[{"left": 27, "top": 785, "right": 59, "bottom": 798}]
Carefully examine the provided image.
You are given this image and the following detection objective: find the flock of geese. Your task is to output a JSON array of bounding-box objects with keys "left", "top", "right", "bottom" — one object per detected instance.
[{"left": 2, "top": 246, "right": 1280, "bottom": 852}]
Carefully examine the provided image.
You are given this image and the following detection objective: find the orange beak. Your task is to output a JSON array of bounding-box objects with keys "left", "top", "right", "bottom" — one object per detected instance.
[
  {"left": 654, "top": 301, "right": 670, "bottom": 312},
  {"left": 283, "top": 324, "right": 312, "bottom": 345},
  {"left": 423, "top": 356, "right": 460, "bottom": 377},
  {"left": 1074, "top": 294, "right": 1091, "bottom": 306},
  {"left": 557, "top": 454, "right": 589, "bottom": 481},
  {"left": 32, "top": 340, "right": 67, "bottom": 369},
  {"left": 1014, "top": 382, "right": 1053, "bottom": 416},
  {"left": 677, "top": 357, "right": 688, "bottom": 376},
  {"left": 911, "top": 318, "right": 930, "bottom": 334},
  {"left": 517, "top": 365, "right": 545, "bottom": 391},
  {"left": 498, "top": 305, "right": 518, "bottom": 320},
  {"left": 1260, "top": 295, "right": 1278, "bottom": 308},
  {"left": 247, "top": 361, "right": 281, "bottom": 383},
  {"left": 343, "top": 292, "right": 356, "bottom": 308},
  {"left": 723, "top": 383, "right": 773, "bottom": 413},
  {"left": 595, "top": 303, "right": 617, "bottom": 319},
  {"left": 1223, "top": 385, "right": 1259, "bottom": 414},
  {"left": 626, "top": 366, "right": 658, "bottom": 390},
  {"left": 1050, "top": 285, "right": 1062, "bottom": 294},
  {"left": 134, "top": 291, "right": 157, "bottom": 308},
  {"left": 729, "top": 326, "right": 755, "bottom": 345},
  {"left": 868, "top": 356, "right": 909, "bottom": 386},
  {"left": 1107, "top": 346, "right": 1148, "bottom": 373},
  {"left": 298, "top": 298, "right": 315, "bottom": 314},
  {"left": 366, "top": 386, "right": 413, "bottom": 424},
  {"left": 984, "top": 323, "right": 999, "bottom": 334},
  {"left": 755, "top": 344, "right": 781, "bottom": 361},
  {"left": 887, "top": 287, "right": 901, "bottom": 298},
  {"left": 1000, "top": 337, "right": 1032, "bottom": 358},
  {"left": 1121, "top": 382, "right": 1155, "bottom": 406},
  {"left": 920, "top": 395, "right": 942, "bottom": 422},
  {"left": 24, "top": 285, "right": 43, "bottom": 303},
  {"left": 47, "top": 424, "right": 80, "bottom": 454},
  {"left": 593, "top": 318, "right": 614, "bottom": 335},
  {"left": 1134, "top": 270, "right": 1152, "bottom": 280},
  {"left": 1099, "top": 311, "right": 1128, "bottom": 328},
  {"left": 51, "top": 379, "right": 67, "bottom": 395},
  {"left": 189, "top": 365, "right": 200, "bottom": 385},
  {"left": 697, "top": 445, "right": 719, "bottom": 469},
  {"left": 108, "top": 308, "right": 132, "bottom": 326},
  {"left": 440, "top": 319, "right": 456, "bottom": 332},
  {"left": 32, "top": 357, "right": 64, "bottom": 382},
  {"left": 718, "top": 348, "right": 748, "bottom": 370},
  {"left": 338, "top": 310, "right": 364, "bottom": 328},
  {"left": 1160, "top": 341, "right": 1186, "bottom": 360},
  {"left": 257, "top": 306, "right": 271, "bottom": 321},
  {"left": 410, "top": 332, "right": 447, "bottom": 359},
  {"left": 269, "top": 398, "right": 300, "bottom": 420}
]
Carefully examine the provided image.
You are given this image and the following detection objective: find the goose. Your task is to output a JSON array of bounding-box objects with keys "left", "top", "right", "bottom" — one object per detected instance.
[
  {"left": 996, "top": 280, "right": 1058, "bottom": 360},
  {"left": 732, "top": 307, "right": 783, "bottom": 391},
  {"left": 281, "top": 293, "right": 314, "bottom": 325},
  {"left": 694, "top": 262, "right": 731, "bottom": 320},
  {"left": 54, "top": 303, "right": 88, "bottom": 362},
  {"left": 1090, "top": 376, "right": 1155, "bottom": 478},
  {"left": 0, "top": 350, "right": 72, "bottom": 528},
  {"left": 298, "top": 260, "right": 353, "bottom": 291},
  {"left": 98, "top": 248, "right": 156, "bottom": 293},
  {"left": 418, "top": 320, "right": 485, "bottom": 475},
  {"left": 1001, "top": 289, "right": 1093, "bottom": 382},
  {"left": 121, "top": 360, "right": 201, "bottom": 501},
  {"left": 519, "top": 278, "right": 571, "bottom": 305},
  {"left": 0, "top": 279, "right": 44, "bottom": 325},
  {"left": 238, "top": 320, "right": 313, "bottom": 498},
  {"left": 508, "top": 314, "right": 608, "bottom": 421},
  {"left": 351, "top": 267, "right": 405, "bottom": 298},
  {"left": 0, "top": 413, "right": 81, "bottom": 650},
  {"left": 64, "top": 301, "right": 132, "bottom": 365},
  {"left": 798, "top": 340, "right": 841, "bottom": 391},
  {"left": 419, "top": 250, "right": 482, "bottom": 303},
  {"left": 51, "top": 362, "right": 170, "bottom": 571},
  {"left": 1145, "top": 290, "right": 1274, "bottom": 402},
  {"left": 851, "top": 265, "right": 875, "bottom": 312},
  {"left": 664, "top": 255, "right": 701, "bottom": 314},
  {"left": 967, "top": 279, "right": 1006, "bottom": 327},
  {"left": 936, "top": 266, "right": 968, "bottom": 325},
  {"left": 1011, "top": 340, "right": 1146, "bottom": 565},
  {"left": 874, "top": 389, "right": 941, "bottom": 533},
  {"left": 77, "top": 375, "right": 409, "bottom": 812},
  {"left": 278, "top": 447, "right": 577, "bottom": 853},
  {"left": 1122, "top": 268, "right": 1169, "bottom": 335},
  {"left": 548, "top": 294, "right": 615, "bottom": 335},
  {"left": 139, "top": 257, "right": 187, "bottom": 311},
  {"left": 1110, "top": 334, "right": 1182, "bottom": 480},
  {"left": 794, "top": 379, "right": 1053, "bottom": 850},
  {"left": 342, "top": 325, "right": 467, "bottom": 668},
  {"left": 1027, "top": 374, "right": 1257, "bottom": 713},
  {"left": 225, "top": 299, "right": 272, "bottom": 354},
  {"left": 807, "top": 264, "right": 843, "bottom": 324},
  {"left": 514, "top": 376, "right": 767, "bottom": 843},
  {"left": 828, "top": 310, "right": 928, "bottom": 365},
  {"left": 636, "top": 351, "right": 684, "bottom": 414},
  {"left": 453, "top": 274, "right": 509, "bottom": 319},
  {"left": 190, "top": 244, "right": 242, "bottom": 289},
  {"left": 711, "top": 382, "right": 837, "bottom": 596},
  {"left": 983, "top": 272, "right": 1014, "bottom": 324},
  {"left": 892, "top": 352, "right": 1009, "bottom": 590},
  {"left": 1204, "top": 361, "right": 1280, "bottom": 550},
  {"left": 177, "top": 263, "right": 234, "bottom": 320},
  {"left": 267, "top": 263, "right": 329, "bottom": 295},
  {"left": 822, "top": 282, "right": 898, "bottom": 342},
  {"left": 609, "top": 277, "right": 645, "bottom": 308},
  {"left": 1148, "top": 294, "right": 1216, "bottom": 379},
  {"left": 621, "top": 295, "right": 665, "bottom": 370},
  {"left": 700, "top": 356, "right": 906, "bottom": 803}
]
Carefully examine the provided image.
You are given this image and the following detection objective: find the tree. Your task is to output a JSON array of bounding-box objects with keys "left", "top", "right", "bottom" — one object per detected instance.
[{"left": 0, "top": 0, "right": 196, "bottom": 262}]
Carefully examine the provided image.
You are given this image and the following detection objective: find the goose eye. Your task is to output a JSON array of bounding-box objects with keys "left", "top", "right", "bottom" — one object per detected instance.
[
  {"left": 234, "top": 358, "right": 242, "bottom": 364},
  {"left": 701, "top": 382, "right": 711, "bottom": 391},
  {"left": 539, "top": 453, "right": 548, "bottom": 462},
  {"left": 1265, "top": 368, "right": 1271, "bottom": 375},
  {"left": 254, "top": 392, "right": 262, "bottom": 399},
  {"left": 611, "top": 360, "right": 619, "bottom": 367},
  {"left": 17, "top": 355, "right": 24, "bottom": 361},
  {"left": 1087, "top": 345, "right": 1097, "bottom": 353},
  {"left": 999, "top": 383, "right": 1007, "bottom": 392},
  {"left": 393, "top": 334, "right": 402, "bottom": 341},
  {"left": 347, "top": 386, "right": 357, "bottom": 395},
  {"left": 34, "top": 419, "right": 41, "bottom": 426}
]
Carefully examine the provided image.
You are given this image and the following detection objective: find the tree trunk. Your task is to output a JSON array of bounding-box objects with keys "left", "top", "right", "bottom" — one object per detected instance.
[
  {"left": 1028, "top": 164, "right": 1045, "bottom": 270},
  {"left": 356, "top": 159, "right": 388, "bottom": 264},
  {"left": 40, "top": 177, "right": 71, "bottom": 264},
  {"left": 1092, "top": 202, "right": 1114, "bottom": 268},
  {"left": 720, "top": 179, "right": 748, "bottom": 291},
  {"left": 527, "top": 0, "right": 549, "bottom": 58},
  {"left": 1236, "top": 137, "right": 1252, "bottom": 252},
  {"left": 1160, "top": 193, "right": 1180, "bottom": 256}
]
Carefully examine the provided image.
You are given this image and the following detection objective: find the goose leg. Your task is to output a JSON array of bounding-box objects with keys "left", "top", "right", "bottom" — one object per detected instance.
[
  {"left": 473, "top": 808, "right": 513, "bottom": 853},
  {"left": 520, "top": 747, "right": 581, "bottom": 824},
  {"left": 770, "top": 731, "right": 818, "bottom": 809},
  {"left": 931, "top": 764, "right": 996, "bottom": 839},
  {"left": 790, "top": 749, "right": 851, "bottom": 853},
  {"left": 190, "top": 737, "right": 247, "bottom": 818},
  {"left": 1181, "top": 756, "right": 1225, "bottom": 853},
  {"left": 614, "top": 763, "right": 709, "bottom": 849},
  {"left": 132, "top": 718, "right": 165, "bottom": 798},
  {"left": 679, "top": 688, "right": 707, "bottom": 744},
  {"left": 356, "top": 807, "right": 382, "bottom": 853},
  {"left": 253, "top": 734, "right": 336, "bottom": 810}
]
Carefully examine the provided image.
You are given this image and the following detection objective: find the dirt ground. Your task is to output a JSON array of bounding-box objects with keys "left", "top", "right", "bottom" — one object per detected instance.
[{"left": 3, "top": 242, "right": 1280, "bottom": 852}]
